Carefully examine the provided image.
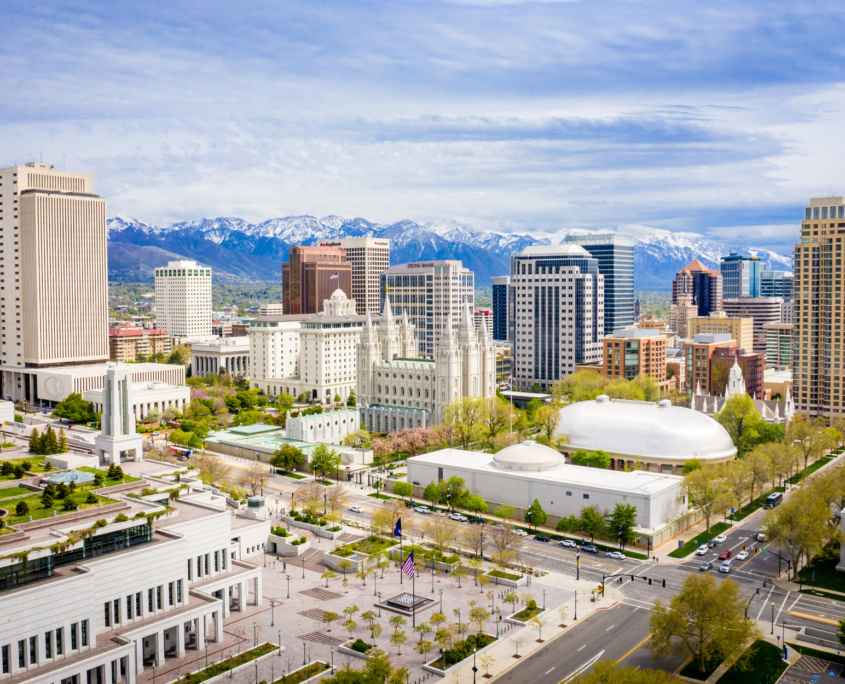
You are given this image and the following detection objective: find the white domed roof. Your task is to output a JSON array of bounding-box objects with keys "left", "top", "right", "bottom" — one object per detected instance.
[
  {"left": 555, "top": 398, "right": 736, "bottom": 462},
  {"left": 492, "top": 440, "right": 566, "bottom": 472},
  {"left": 331, "top": 289, "right": 347, "bottom": 300}
]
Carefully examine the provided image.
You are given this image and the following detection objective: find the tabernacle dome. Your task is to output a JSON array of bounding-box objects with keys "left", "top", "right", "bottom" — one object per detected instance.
[
  {"left": 555, "top": 395, "right": 737, "bottom": 474},
  {"left": 492, "top": 440, "right": 566, "bottom": 472}
]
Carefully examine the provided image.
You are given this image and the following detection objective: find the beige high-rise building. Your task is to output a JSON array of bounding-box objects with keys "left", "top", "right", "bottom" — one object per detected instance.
[
  {"left": 794, "top": 196, "right": 845, "bottom": 416},
  {"left": 721, "top": 297, "right": 783, "bottom": 356},
  {"left": 0, "top": 163, "right": 108, "bottom": 384},
  {"left": 316, "top": 237, "right": 390, "bottom": 315},
  {"left": 688, "top": 312, "right": 754, "bottom": 352},
  {"left": 155, "top": 259, "right": 213, "bottom": 340},
  {"left": 669, "top": 295, "right": 698, "bottom": 337}
]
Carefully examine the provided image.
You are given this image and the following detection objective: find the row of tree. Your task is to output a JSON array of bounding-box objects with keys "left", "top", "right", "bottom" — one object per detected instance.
[{"left": 29, "top": 426, "right": 68, "bottom": 455}]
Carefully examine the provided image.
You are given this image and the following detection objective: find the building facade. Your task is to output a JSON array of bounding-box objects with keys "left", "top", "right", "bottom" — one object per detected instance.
[
  {"left": 154, "top": 260, "right": 212, "bottom": 339},
  {"left": 510, "top": 245, "right": 604, "bottom": 391},
  {"left": 794, "top": 196, "right": 845, "bottom": 416},
  {"left": 687, "top": 312, "right": 754, "bottom": 352},
  {"left": 685, "top": 333, "right": 736, "bottom": 396},
  {"left": 286, "top": 408, "right": 359, "bottom": 443},
  {"left": 565, "top": 233, "right": 634, "bottom": 331},
  {"left": 190, "top": 338, "right": 250, "bottom": 378},
  {"left": 765, "top": 323, "right": 792, "bottom": 368},
  {"left": 709, "top": 346, "right": 764, "bottom": 398},
  {"left": 258, "top": 303, "right": 284, "bottom": 316},
  {"left": 491, "top": 275, "right": 511, "bottom": 342},
  {"left": 721, "top": 297, "right": 784, "bottom": 356},
  {"left": 378, "top": 260, "right": 474, "bottom": 358},
  {"left": 317, "top": 238, "right": 390, "bottom": 315},
  {"left": 357, "top": 300, "right": 495, "bottom": 430},
  {"left": 282, "top": 245, "right": 352, "bottom": 315},
  {"left": 109, "top": 328, "right": 172, "bottom": 363},
  {"left": 85, "top": 381, "right": 191, "bottom": 422},
  {"left": 669, "top": 295, "right": 698, "bottom": 338},
  {"left": 761, "top": 271, "right": 794, "bottom": 301},
  {"left": 672, "top": 259, "right": 723, "bottom": 316},
  {"left": 600, "top": 327, "right": 669, "bottom": 392},
  {"left": 720, "top": 253, "right": 762, "bottom": 299},
  {"left": 0, "top": 162, "right": 109, "bottom": 378},
  {"left": 473, "top": 310, "right": 493, "bottom": 338}
]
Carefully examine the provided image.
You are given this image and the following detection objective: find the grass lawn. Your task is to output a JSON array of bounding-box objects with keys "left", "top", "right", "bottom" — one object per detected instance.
[
  {"left": 787, "top": 643, "right": 845, "bottom": 667},
  {"left": 429, "top": 634, "right": 496, "bottom": 669},
  {"left": 337, "top": 536, "right": 397, "bottom": 557},
  {"left": 728, "top": 489, "right": 780, "bottom": 522},
  {"left": 668, "top": 522, "right": 731, "bottom": 559},
  {"left": 179, "top": 643, "right": 276, "bottom": 684},
  {"left": 278, "top": 471, "right": 306, "bottom": 480},
  {"left": 271, "top": 662, "right": 329, "bottom": 684},
  {"left": 719, "top": 640, "right": 787, "bottom": 684},
  {"left": 788, "top": 455, "right": 834, "bottom": 484},
  {"left": 0, "top": 491, "right": 117, "bottom": 525},
  {"left": 0, "top": 486, "right": 32, "bottom": 499},
  {"left": 367, "top": 492, "right": 400, "bottom": 501},
  {"left": 798, "top": 554, "right": 845, "bottom": 594},
  {"left": 0, "top": 455, "right": 48, "bottom": 480},
  {"left": 488, "top": 570, "right": 521, "bottom": 581},
  {"left": 78, "top": 466, "right": 140, "bottom": 485},
  {"left": 510, "top": 606, "right": 542, "bottom": 622}
]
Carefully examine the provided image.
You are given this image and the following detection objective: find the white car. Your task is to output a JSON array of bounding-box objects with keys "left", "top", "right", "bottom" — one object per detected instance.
[
  {"left": 695, "top": 545, "right": 708, "bottom": 556},
  {"left": 414, "top": 506, "right": 431, "bottom": 514},
  {"left": 514, "top": 529, "right": 528, "bottom": 537},
  {"left": 349, "top": 505, "right": 364, "bottom": 513},
  {"left": 559, "top": 539, "right": 577, "bottom": 548},
  {"left": 719, "top": 563, "right": 731, "bottom": 574},
  {"left": 736, "top": 550, "right": 749, "bottom": 560},
  {"left": 714, "top": 534, "right": 728, "bottom": 543},
  {"left": 606, "top": 551, "right": 626, "bottom": 560},
  {"left": 491, "top": 524, "right": 505, "bottom": 531},
  {"left": 448, "top": 513, "right": 467, "bottom": 522}
]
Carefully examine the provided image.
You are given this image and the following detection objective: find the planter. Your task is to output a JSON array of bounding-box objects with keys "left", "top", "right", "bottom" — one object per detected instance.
[
  {"left": 272, "top": 661, "right": 330, "bottom": 684},
  {"left": 337, "top": 640, "right": 375, "bottom": 660},
  {"left": 323, "top": 550, "right": 368, "bottom": 573},
  {"left": 504, "top": 607, "right": 545, "bottom": 625},
  {"left": 484, "top": 572, "right": 526, "bottom": 588},
  {"left": 282, "top": 515, "right": 343, "bottom": 540},
  {"left": 163, "top": 643, "right": 278, "bottom": 684},
  {"left": 270, "top": 533, "right": 311, "bottom": 557},
  {"left": 389, "top": 547, "right": 459, "bottom": 573},
  {"left": 422, "top": 633, "right": 498, "bottom": 675}
]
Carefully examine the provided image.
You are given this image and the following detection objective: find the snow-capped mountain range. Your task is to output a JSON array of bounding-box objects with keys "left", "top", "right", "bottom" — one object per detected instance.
[{"left": 106, "top": 214, "right": 793, "bottom": 289}]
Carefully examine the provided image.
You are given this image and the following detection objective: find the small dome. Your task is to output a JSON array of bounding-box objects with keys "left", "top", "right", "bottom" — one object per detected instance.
[
  {"left": 492, "top": 440, "right": 565, "bottom": 472},
  {"left": 331, "top": 289, "right": 347, "bottom": 300}
]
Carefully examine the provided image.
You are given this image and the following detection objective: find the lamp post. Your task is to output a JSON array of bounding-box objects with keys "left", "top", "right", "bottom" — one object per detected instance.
[
  {"left": 253, "top": 622, "right": 257, "bottom": 646},
  {"left": 771, "top": 602, "right": 775, "bottom": 635},
  {"left": 490, "top": 591, "right": 494, "bottom": 614},
  {"left": 377, "top": 592, "right": 383, "bottom": 617},
  {"left": 576, "top": 551, "right": 580, "bottom": 581},
  {"left": 205, "top": 643, "right": 208, "bottom": 668},
  {"left": 286, "top": 574, "right": 291, "bottom": 599},
  {"left": 302, "top": 639, "right": 306, "bottom": 666},
  {"left": 439, "top": 588, "right": 444, "bottom": 614},
  {"left": 473, "top": 647, "right": 477, "bottom": 684},
  {"left": 278, "top": 631, "right": 282, "bottom": 656},
  {"left": 324, "top": 494, "right": 327, "bottom": 515},
  {"left": 331, "top": 646, "right": 334, "bottom": 674},
  {"left": 270, "top": 599, "right": 275, "bottom": 627},
  {"left": 229, "top": 652, "right": 233, "bottom": 679},
  {"left": 373, "top": 571, "right": 378, "bottom": 597},
  {"left": 574, "top": 590, "right": 577, "bottom": 620},
  {"left": 302, "top": 556, "right": 305, "bottom": 579},
  {"left": 431, "top": 567, "right": 435, "bottom": 593},
  {"left": 543, "top": 589, "right": 546, "bottom": 611}
]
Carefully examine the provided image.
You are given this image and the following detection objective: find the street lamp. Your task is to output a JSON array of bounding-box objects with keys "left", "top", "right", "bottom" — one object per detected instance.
[
  {"left": 270, "top": 599, "right": 275, "bottom": 627},
  {"left": 286, "top": 574, "right": 291, "bottom": 599},
  {"left": 431, "top": 567, "right": 435, "bottom": 593},
  {"left": 543, "top": 589, "right": 546, "bottom": 611},
  {"left": 278, "top": 631, "right": 282, "bottom": 656},
  {"left": 473, "top": 647, "right": 477, "bottom": 684},
  {"left": 302, "top": 556, "right": 306, "bottom": 579},
  {"left": 771, "top": 602, "right": 775, "bottom": 635},
  {"left": 574, "top": 590, "right": 577, "bottom": 620},
  {"left": 253, "top": 622, "right": 257, "bottom": 646},
  {"left": 377, "top": 592, "right": 383, "bottom": 617},
  {"left": 373, "top": 571, "right": 378, "bottom": 596},
  {"left": 302, "top": 639, "right": 306, "bottom": 666},
  {"left": 439, "top": 588, "right": 444, "bottom": 614},
  {"left": 331, "top": 646, "right": 334, "bottom": 674}
]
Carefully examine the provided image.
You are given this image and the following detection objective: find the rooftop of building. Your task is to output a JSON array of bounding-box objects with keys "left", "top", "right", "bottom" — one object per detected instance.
[
  {"left": 515, "top": 244, "right": 591, "bottom": 257},
  {"left": 384, "top": 260, "right": 470, "bottom": 271},
  {"left": 678, "top": 258, "right": 719, "bottom": 274},
  {"left": 692, "top": 333, "right": 735, "bottom": 344},
  {"left": 109, "top": 328, "right": 168, "bottom": 337},
  {"left": 564, "top": 233, "right": 635, "bottom": 246},
  {"left": 607, "top": 327, "right": 663, "bottom": 339}
]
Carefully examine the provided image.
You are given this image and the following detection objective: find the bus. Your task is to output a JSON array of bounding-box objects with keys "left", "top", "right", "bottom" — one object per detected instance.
[{"left": 764, "top": 492, "right": 783, "bottom": 509}]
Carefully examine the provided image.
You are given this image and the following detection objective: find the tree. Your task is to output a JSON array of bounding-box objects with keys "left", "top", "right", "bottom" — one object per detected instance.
[
  {"left": 722, "top": 458, "right": 751, "bottom": 514},
  {"left": 469, "top": 606, "right": 490, "bottom": 634},
  {"left": 270, "top": 444, "right": 303, "bottom": 473},
  {"left": 528, "top": 615, "right": 547, "bottom": 641},
  {"left": 493, "top": 504, "right": 515, "bottom": 521},
  {"left": 452, "top": 567, "right": 467, "bottom": 588},
  {"left": 532, "top": 403, "right": 562, "bottom": 445},
  {"left": 578, "top": 506, "right": 607, "bottom": 542},
  {"left": 511, "top": 635, "right": 525, "bottom": 658},
  {"left": 789, "top": 413, "right": 839, "bottom": 471},
  {"left": 570, "top": 449, "right": 611, "bottom": 469},
  {"left": 237, "top": 461, "right": 270, "bottom": 496},
  {"left": 422, "top": 482, "right": 441, "bottom": 507},
  {"left": 389, "top": 630, "right": 407, "bottom": 655},
  {"left": 444, "top": 397, "right": 484, "bottom": 450},
  {"left": 322, "top": 609, "right": 339, "bottom": 630},
  {"left": 716, "top": 394, "right": 761, "bottom": 453},
  {"left": 169, "top": 345, "right": 191, "bottom": 365},
  {"left": 526, "top": 499, "right": 547, "bottom": 528},
  {"left": 648, "top": 574, "right": 759, "bottom": 675},
  {"left": 311, "top": 443, "right": 341, "bottom": 477},
  {"left": 680, "top": 465, "right": 730, "bottom": 533},
  {"left": 58, "top": 428, "right": 68, "bottom": 453},
  {"left": 682, "top": 458, "right": 702, "bottom": 475},
  {"left": 463, "top": 493, "right": 488, "bottom": 517},
  {"left": 744, "top": 446, "right": 773, "bottom": 505},
  {"left": 195, "top": 453, "right": 229, "bottom": 486},
  {"left": 764, "top": 440, "right": 802, "bottom": 488},
  {"left": 763, "top": 486, "right": 832, "bottom": 580},
  {"left": 29, "top": 428, "right": 42, "bottom": 455},
  {"left": 838, "top": 618, "right": 845, "bottom": 649},
  {"left": 488, "top": 525, "right": 519, "bottom": 570},
  {"left": 460, "top": 524, "right": 486, "bottom": 558},
  {"left": 437, "top": 476, "right": 466, "bottom": 510},
  {"left": 392, "top": 481, "right": 413, "bottom": 500},
  {"left": 53, "top": 393, "right": 96, "bottom": 424},
  {"left": 607, "top": 503, "right": 637, "bottom": 550},
  {"left": 480, "top": 396, "right": 515, "bottom": 445},
  {"left": 16, "top": 500, "right": 29, "bottom": 516},
  {"left": 568, "top": 660, "right": 682, "bottom": 683},
  {"left": 632, "top": 373, "right": 661, "bottom": 402},
  {"left": 422, "top": 516, "right": 459, "bottom": 554}
]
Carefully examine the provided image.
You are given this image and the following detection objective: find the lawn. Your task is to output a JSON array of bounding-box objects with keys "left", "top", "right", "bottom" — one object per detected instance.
[
  {"left": 728, "top": 489, "right": 782, "bottom": 522},
  {"left": 787, "top": 643, "right": 845, "bottom": 667},
  {"left": 0, "top": 455, "right": 48, "bottom": 480},
  {"left": 0, "top": 487, "right": 32, "bottom": 499},
  {"left": 391, "top": 544, "right": 459, "bottom": 565},
  {"left": 78, "top": 467, "right": 140, "bottom": 485},
  {"left": 668, "top": 522, "right": 731, "bottom": 559},
  {"left": 178, "top": 643, "right": 276, "bottom": 684},
  {"left": 787, "top": 455, "right": 835, "bottom": 484},
  {"left": 0, "top": 491, "right": 117, "bottom": 525},
  {"left": 509, "top": 606, "right": 542, "bottom": 622},
  {"left": 335, "top": 536, "right": 397, "bottom": 557},
  {"left": 488, "top": 570, "right": 521, "bottom": 581},
  {"left": 272, "top": 662, "right": 329, "bottom": 684},
  {"left": 718, "top": 640, "right": 787, "bottom": 684},
  {"left": 278, "top": 471, "right": 306, "bottom": 480},
  {"left": 798, "top": 554, "right": 845, "bottom": 594}
]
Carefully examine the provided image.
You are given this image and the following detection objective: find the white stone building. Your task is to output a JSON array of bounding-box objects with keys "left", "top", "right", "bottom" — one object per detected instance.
[
  {"left": 190, "top": 338, "right": 250, "bottom": 379},
  {"left": 406, "top": 441, "right": 685, "bottom": 532},
  {"left": 286, "top": 408, "right": 359, "bottom": 443},
  {"left": 357, "top": 299, "right": 496, "bottom": 431},
  {"left": 85, "top": 381, "right": 191, "bottom": 422},
  {"left": 154, "top": 260, "right": 213, "bottom": 341}
]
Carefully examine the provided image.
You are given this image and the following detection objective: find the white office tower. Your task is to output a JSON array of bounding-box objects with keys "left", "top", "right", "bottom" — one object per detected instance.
[
  {"left": 94, "top": 365, "right": 144, "bottom": 465},
  {"left": 0, "top": 162, "right": 109, "bottom": 379},
  {"left": 317, "top": 237, "right": 390, "bottom": 315},
  {"left": 154, "top": 260, "right": 213, "bottom": 340},
  {"left": 357, "top": 298, "right": 495, "bottom": 430},
  {"left": 510, "top": 245, "right": 604, "bottom": 391}
]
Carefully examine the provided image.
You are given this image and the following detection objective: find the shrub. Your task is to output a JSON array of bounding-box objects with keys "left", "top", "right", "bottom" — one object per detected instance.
[
  {"left": 93, "top": 519, "right": 107, "bottom": 528},
  {"left": 63, "top": 497, "right": 76, "bottom": 511},
  {"left": 527, "top": 599, "right": 538, "bottom": 610},
  {"left": 86, "top": 493, "right": 98, "bottom": 504},
  {"left": 443, "top": 633, "right": 495, "bottom": 665},
  {"left": 115, "top": 513, "right": 129, "bottom": 522},
  {"left": 13, "top": 465, "right": 25, "bottom": 479},
  {"left": 271, "top": 526, "right": 289, "bottom": 537},
  {"left": 15, "top": 500, "right": 29, "bottom": 516},
  {"left": 350, "top": 639, "right": 373, "bottom": 654}
]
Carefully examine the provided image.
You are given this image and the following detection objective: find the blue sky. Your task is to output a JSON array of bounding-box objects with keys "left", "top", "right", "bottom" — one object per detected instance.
[{"left": 2, "top": 0, "right": 844, "bottom": 254}]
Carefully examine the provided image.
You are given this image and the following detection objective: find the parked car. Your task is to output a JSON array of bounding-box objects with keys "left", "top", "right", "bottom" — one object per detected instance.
[
  {"left": 581, "top": 545, "right": 599, "bottom": 554},
  {"left": 514, "top": 529, "right": 528, "bottom": 537},
  {"left": 491, "top": 524, "right": 505, "bottom": 531},
  {"left": 695, "top": 545, "right": 708, "bottom": 556},
  {"left": 714, "top": 534, "right": 728, "bottom": 543},
  {"left": 707, "top": 540, "right": 718, "bottom": 549},
  {"left": 606, "top": 551, "right": 626, "bottom": 560},
  {"left": 559, "top": 539, "right": 577, "bottom": 548},
  {"left": 448, "top": 513, "right": 463, "bottom": 521},
  {"left": 414, "top": 506, "right": 431, "bottom": 514},
  {"left": 718, "top": 550, "right": 733, "bottom": 561},
  {"left": 535, "top": 535, "right": 551, "bottom": 543},
  {"left": 700, "top": 561, "right": 713, "bottom": 572},
  {"left": 404, "top": 500, "right": 415, "bottom": 508},
  {"left": 349, "top": 505, "right": 364, "bottom": 513},
  {"left": 756, "top": 531, "right": 767, "bottom": 542},
  {"left": 736, "top": 550, "right": 749, "bottom": 560},
  {"left": 719, "top": 562, "right": 732, "bottom": 574}
]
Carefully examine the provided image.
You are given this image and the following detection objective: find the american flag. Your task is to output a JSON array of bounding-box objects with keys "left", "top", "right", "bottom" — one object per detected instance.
[
  {"left": 401, "top": 550, "right": 415, "bottom": 579},
  {"left": 329, "top": 272, "right": 338, "bottom": 280}
]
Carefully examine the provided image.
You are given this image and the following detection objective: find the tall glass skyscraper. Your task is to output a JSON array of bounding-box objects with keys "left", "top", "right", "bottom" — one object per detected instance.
[
  {"left": 564, "top": 234, "right": 634, "bottom": 332},
  {"left": 720, "top": 253, "right": 762, "bottom": 299},
  {"left": 491, "top": 275, "right": 511, "bottom": 342}
]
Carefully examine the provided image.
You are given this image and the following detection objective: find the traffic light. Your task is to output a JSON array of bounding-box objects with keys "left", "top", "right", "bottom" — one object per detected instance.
[
  {"left": 648, "top": 578, "right": 652, "bottom": 585},
  {"left": 662, "top": 579, "right": 666, "bottom": 588},
  {"left": 742, "top": 545, "right": 746, "bottom": 551},
  {"left": 754, "top": 547, "right": 759, "bottom": 555}
]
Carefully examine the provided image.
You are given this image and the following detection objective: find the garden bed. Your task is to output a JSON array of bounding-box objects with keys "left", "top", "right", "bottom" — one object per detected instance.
[
  {"left": 338, "top": 639, "right": 375, "bottom": 660},
  {"left": 507, "top": 606, "right": 543, "bottom": 623},
  {"left": 272, "top": 661, "right": 329, "bottom": 684},
  {"left": 485, "top": 570, "right": 526, "bottom": 588},
  {"left": 278, "top": 471, "right": 307, "bottom": 480},
  {"left": 336, "top": 535, "right": 396, "bottom": 557},
  {"left": 423, "top": 633, "right": 497, "bottom": 673},
  {"left": 389, "top": 544, "right": 459, "bottom": 570},
  {"left": 787, "top": 455, "right": 835, "bottom": 484},
  {"left": 78, "top": 466, "right": 141, "bottom": 485},
  {"left": 0, "top": 491, "right": 117, "bottom": 525},
  {"left": 718, "top": 640, "right": 787, "bottom": 684},
  {"left": 667, "top": 522, "right": 731, "bottom": 558},
  {"left": 172, "top": 643, "right": 276, "bottom": 684}
]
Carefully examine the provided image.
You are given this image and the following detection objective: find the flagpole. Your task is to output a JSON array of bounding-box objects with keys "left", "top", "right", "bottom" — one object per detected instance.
[
  {"left": 412, "top": 565, "right": 416, "bottom": 627},
  {"left": 400, "top": 526, "right": 403, "bottom": 585}
]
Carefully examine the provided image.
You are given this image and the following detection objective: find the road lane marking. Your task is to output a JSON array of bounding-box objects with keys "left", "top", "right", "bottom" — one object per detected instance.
[
  {"left": 606, "top": 625, "right": 615, "bottom": 631},
  {"left": 754, "top": 585, "right": 775, "bottom": 621},
  {"left": 774, "top": 592, "right": 790, "bottom": 627},
  {"left": 577, "top": 645, "right": 586, "bottom": 652},
  {"left": 561, "top": 650, "right": 605, "bottom": 683},
  {"left": 617, "top": 633, "right": 652, "bottom": 664},
  {"left": 545, "top": 667, "right": 555, "bottom": 674}
]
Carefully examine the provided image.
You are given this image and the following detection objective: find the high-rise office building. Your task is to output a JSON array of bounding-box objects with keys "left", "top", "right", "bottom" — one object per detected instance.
[
  {"left": 721, "top": 297, "right": 783, "bottom": 356},
  {"left": 672, "top": 259, "right": 723, "bottom": 316},
  {"left": 316, "top": 238, "right": 390, "bottom": 314},
  {"left": 473, "top": 310, "right": 493, "bottom": 338},
  {"left": 0, "top": 162, "right": 108, "bottom": 375},
  {"left": 154, "top": 260, "right": 213, "bottom": 340},
  {"left": 282, "top": 245, "right": 353, "bottom": 315},
  {"left": 600, "top": 327, "right": 669, "bottom": 393},
  {"left": 688, "top": 312, "right": 754, "bottom": 352},
  {"left": 491, "top": 275, "right": 511, "bottom": 342},
  {"left": 669, "top": 295, "right": 698, "bottom": 338},
  {"left": 378, "top": 260, "right": 474, "bottom": 358},
  {"left": 720, "top": 253, "right": 762, "bottom": 299},
  {"left": 565, "top": 234, "right": 634, "bottom": 330},
  {"left": 764, "top": 323, "right": 792, "bottom": 368},
  {"left": 794, "top": 196, "right": 845, "bottom": 416},
  {"left": 510, "top": 245, "right": 604, "bottom": 391},
  {"left": 685, "top": 333, "right": 736, "bottom": 395},
  {"left": 761, "top": 271, "right": 794, "bottom": 301}
]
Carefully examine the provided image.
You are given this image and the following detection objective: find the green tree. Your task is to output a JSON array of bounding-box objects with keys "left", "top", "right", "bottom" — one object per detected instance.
[
  {"left": 233, "top": 409, "right": 263, "bottom": 426},
  {"left": 168, "top": 345, "right": 191, "bottom": 365},
  {"left": 578, "top": 506, "right": 607, "bottom": 542},
  {"left": 648, "top": 574, "right": 759, "bottom": 674},
  {"left": 681, "top": 465, "right": 730, "bottom": 533},
  {"left": 632, "top": 374, "right": 661, "bottom": 402},
  {"left": 29, "top": 428, "right": 42, "bottom": 455},
  {"left": 53, "top": 393, "right": 96, "bottom": 423},
  {"left": 838, "top": 618, "right": 845, "bottom": 649},
  {"left": 15, "top": 500, "right": 29, "bottom": 516},
  {"left": 493, "top": 504, "right": 515, "bottom": 521},
  {"left": 43, "top": 426, "right": 60, "bottom": 455},
  {"left": 568, "top": 660, "right": 681, "bottom": 683},
  {"left": 444, "top": 397, "right": 484, "bottom": 450},
  {"left": 608, "top": 503, "right": 638, "bottom": 550},
  {"left": 716, "top": 394, "right": 761, "bottom": 453},
  {"left": 392, "top": 482, "right": 413, "bottom": 500},
  {"left": 437, "top": 476, "right": 466, "bottom": 510},
  {"left": 788, "top": 413, "right": 840, "bottom": 471},
  {"left": 58, "top": 428, "right": 68, "bottom": 453},
  {"left": 463, "top": 493, "right": 488, "bottom": 517},
  {"left": 423, "top": 482, "right": 441, "bottom": 507},
  {"left": 526, "top": 498, "right": 547, "bottom": 528},
  {"left": 311, "top": 443, "right": 341, "bottom": 477},
  {"left": 270, "top": 443, "right": 303, "bottom": 472},
  {"left": 532, "top": 404, "right": 561, "bottom": 444},
  {"left": 682, "top": 458, "right": 702, "bottom": 475},
  {"left": 570, "top": 449, "right": 611, "bottom": 469}
]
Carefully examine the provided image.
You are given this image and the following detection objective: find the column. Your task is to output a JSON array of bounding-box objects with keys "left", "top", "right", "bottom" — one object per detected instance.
[
  {"left": 135, "top": 639, "right": 145, "bottom": 674},
  {"left": 195, "top": 617, "right": 206, "bottom": 650},
  {"left": 213, "top": 610, "right": 224, "bottom": 642},
  {"left": 253, "top": 575, "right": 262, "bottom": 606},
  {"left": 238, "top": 582, "right": 247, "bottom": 611},
  {"left": 154, "top": 631, "right": 165, "bottom": 667},
  {"left": 221, "top": 589, "right": 230, "bottom": 618},
  {"left": 176, "top": 623, "right": 186, "bottom": 658},
  {"left": 106, "top": 660, "right": 115, "bottom": 684}
]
